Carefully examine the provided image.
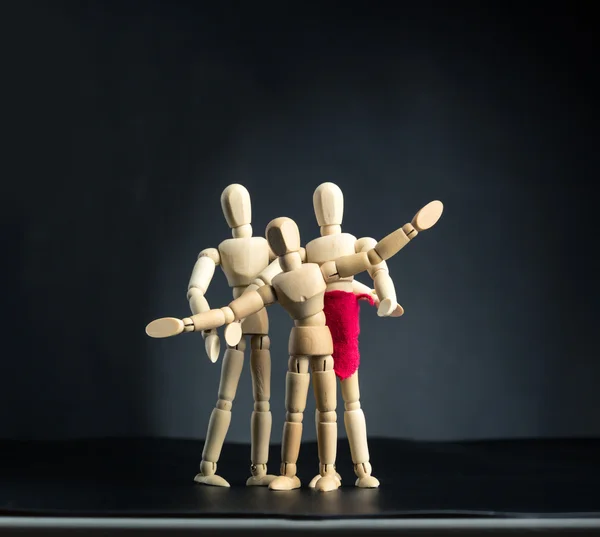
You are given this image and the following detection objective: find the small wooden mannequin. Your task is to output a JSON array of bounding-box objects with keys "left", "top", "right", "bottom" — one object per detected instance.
[
  {"left": 147, "top": 203, "right": 443, "bottom": 492},
  {"left": 186, "top": 184, "right": 281, "bottom": 487},
  {"left": 304, "top": 182, "right": 409, "bottom": 489}
]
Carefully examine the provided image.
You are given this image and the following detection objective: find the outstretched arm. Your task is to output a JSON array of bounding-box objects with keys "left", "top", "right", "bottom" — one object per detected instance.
[
  {"left": 257, "top": 246, "right": 306, "bottom": 292},
  {"left": 146, "top": 285, "right": 278, "bottom": 339},
  {"left": 320, "top": 200, "right": 443, "bottom": 284},
  {"left": 222, "top": 256, "right": 284, "bottom": 346},
  {"left": 187, "top": 248, "right": 221, "bottom": 361},
  {"left": 221, "top": 247, "right": 305, "bottom": 346}
]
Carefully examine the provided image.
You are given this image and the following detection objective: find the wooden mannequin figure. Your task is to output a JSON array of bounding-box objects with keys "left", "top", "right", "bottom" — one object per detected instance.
[
  {"left": 186, "top": 184, "right": 281, "bottom": 488},
  {"left": 146, "top": 203, "right": 443, "bottom": 492},
  {"left": 304, "top": 182, "right": 437, "bottom": 489}
]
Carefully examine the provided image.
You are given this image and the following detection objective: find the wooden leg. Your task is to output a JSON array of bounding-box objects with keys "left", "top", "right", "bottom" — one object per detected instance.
[
  {"left": 195, "top": 338, "right": 246, "bottom": 487},
  {"left": 268, "top": 355, "right": 310, "bottom": 491},
  {"left": 246, "top": 335, "right": 276, "bottom": 486},
  {"left": 341, "top": 370, "right": 379, "bottom": 488},
  {"left": 310, "top": 354, "right": 341, "bottom": 492}
]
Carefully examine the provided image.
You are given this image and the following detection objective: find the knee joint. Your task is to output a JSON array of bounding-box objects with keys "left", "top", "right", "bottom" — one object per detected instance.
[
  {"left": 345, "top": 401, "right": 361, "bottom": 411},
  {"left": 317, "top": 410, "right": 336, "bottom": 423},
  {"left": 286, "top": 411, "right": 303, "bottom": 423},
  {"left": 216, "top": 399, "right": 232, "bottom": 411},
  {"left": 288, "top": 356, "right": 309, "bottom": 374},
  {"left": 232, "top": 338, "right": 246, "bottom": 352},
  {"left": 254, "top": 401, "right": 270, "bottom": 412},
  {"left": 311, "top": 355, "right": 334, "bottom": 372},
  {"left": 251, "top": 335, "right": 270, "bottom": 350}
]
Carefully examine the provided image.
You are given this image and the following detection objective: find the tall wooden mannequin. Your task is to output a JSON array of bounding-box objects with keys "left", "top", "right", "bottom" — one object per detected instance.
[
  {"left": 147, "top": 203, "right": 443, "bottom": 492},
  {"left": 304, "top": 182, "right": 409, "bottom": 488},
  {"left": 187, "top": 184, "right": 280, "bottom": 487}
]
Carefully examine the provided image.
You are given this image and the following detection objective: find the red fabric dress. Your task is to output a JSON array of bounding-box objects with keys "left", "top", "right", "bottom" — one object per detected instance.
[{"left": 323, "top": 290, "right": 375, "bottom": 380}]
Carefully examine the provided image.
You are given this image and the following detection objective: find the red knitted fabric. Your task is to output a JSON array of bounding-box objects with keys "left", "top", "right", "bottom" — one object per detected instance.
[{"left": 323, "top": 290, "right": 375, "bottom": 380}]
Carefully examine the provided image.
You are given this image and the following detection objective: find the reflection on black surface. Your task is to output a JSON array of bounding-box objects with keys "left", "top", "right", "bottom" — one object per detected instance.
[{"left": 1, "top": 438, "right": 600, "bottom": 517}]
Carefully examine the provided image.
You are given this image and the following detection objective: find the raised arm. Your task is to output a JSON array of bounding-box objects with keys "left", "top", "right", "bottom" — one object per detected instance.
[
  {"left": 321, "top": 200, "right": 444, "bottom": 284},
  {"left": 187, "top": 248, "right": 221, "bottom": 362},
  {"left": 146, "top": 285, "right": 278, "bottom": 339}
]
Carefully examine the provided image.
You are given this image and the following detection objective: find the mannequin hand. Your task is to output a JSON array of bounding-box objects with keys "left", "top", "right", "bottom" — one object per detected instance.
[
  {"left": 224, "top": 321, "right": 243, "bottom": 348},
  {"left": 377, "top": 297, "right": 397, "bottom": 317},
  {"left": 375, "top": 294, "right": 405, "bottom": 317},
  {"left": 202, "top": 329, "right": 221, "bottom": 363}
]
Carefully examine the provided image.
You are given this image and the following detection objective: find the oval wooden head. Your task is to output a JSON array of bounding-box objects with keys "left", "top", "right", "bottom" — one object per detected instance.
[
  {"left": 313, "top": 182, "right": 344, "bottom": 227},
  {"left": 265, "top": 217, "right": 301, "bottom": 257},
  {"left": 412, "top": 200, "right": 444, "bottom": 231},
  {"left": 221, "top": 184, "right": 251, "bottom": 229},
  {"left": 145, "top": 317, "right": 185, "bottom": 338}
]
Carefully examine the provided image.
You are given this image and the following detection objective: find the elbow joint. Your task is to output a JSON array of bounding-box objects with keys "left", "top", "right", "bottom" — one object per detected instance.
[{"left": 187, "top": 286, "right": 205, "bottom": 301}]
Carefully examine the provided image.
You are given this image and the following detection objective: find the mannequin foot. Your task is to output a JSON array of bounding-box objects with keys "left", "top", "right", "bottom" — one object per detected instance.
[
  {"left": 353, "top": 462, "right": 379, "bottom": 488},
  {"left": 308, "top": 471, "right": 341, "bottom": 489},
  {"left": 355, "top": 475, "right": 380, "bottom": 488},
  {"left": 246, "top": 474, "right": 277, "bottom": 486},
  {"left": 194, "top": 473, "right": 230, "bottom": 487},
  {"left": 246, "top": 464, "right": 277, "bottom": 486},
  {"left": 314, "top": 474, "right": 341, "bottom": 492},
  {"left": 268, "top": 475, "right": 301, "bottom": 491}
]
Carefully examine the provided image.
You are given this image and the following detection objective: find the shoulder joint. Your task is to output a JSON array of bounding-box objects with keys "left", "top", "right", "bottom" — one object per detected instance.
[
  {"left": 198, "top": 248, "right": 220, "bottom": 265},
  {"left": 355, "top": 237, "right": 377, "bottom": 253}
]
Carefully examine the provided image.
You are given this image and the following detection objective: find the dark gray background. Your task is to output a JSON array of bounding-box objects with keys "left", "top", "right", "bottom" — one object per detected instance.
[{"left": 2, "top": 2, "right": 597, "bottom": 442}]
